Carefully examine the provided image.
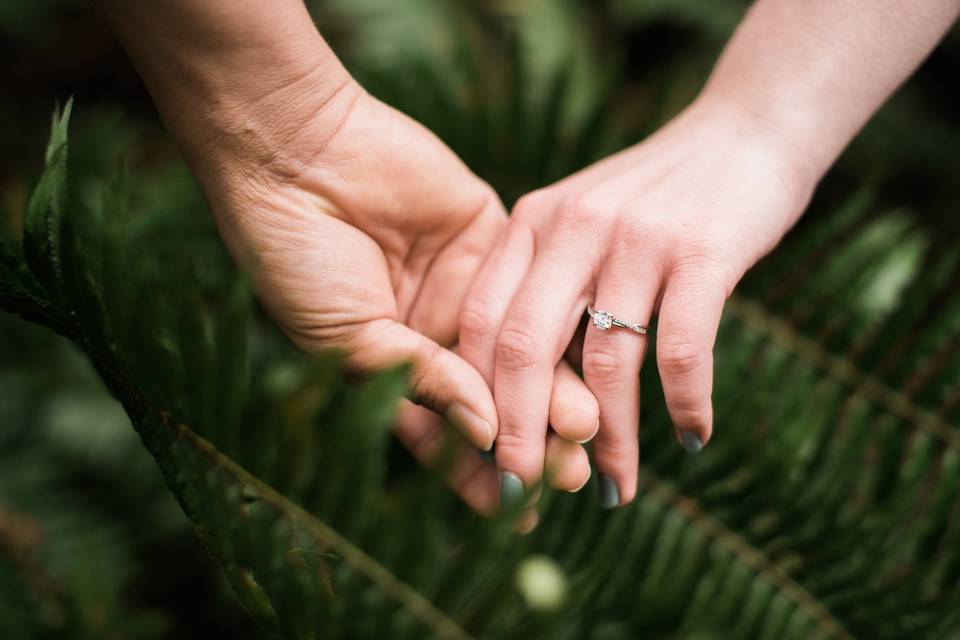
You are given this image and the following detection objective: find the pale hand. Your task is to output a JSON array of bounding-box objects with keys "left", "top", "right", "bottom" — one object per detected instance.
[{"left": 460, "top": 98, "right": 815, "bottom": 506}]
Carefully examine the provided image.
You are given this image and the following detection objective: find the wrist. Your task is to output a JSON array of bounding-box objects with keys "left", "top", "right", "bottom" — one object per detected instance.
[
  {"left": 684, "top": 91, "right": 822, "bottom": 213},
  {"left": 181, "top": 58, "right": 363, "bottom": 192},
  {"left": 158, "top": 40, "right": 359, "bottom": 180},
  {"left": 96, "top": 0, "right": 360, "bottom": 190}
]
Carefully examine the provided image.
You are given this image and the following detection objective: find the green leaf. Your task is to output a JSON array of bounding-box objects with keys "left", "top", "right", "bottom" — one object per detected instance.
[
  {"left": 136, "top": 408, "right": 472, "bottom": 640},
  {"left": 22, "top": 98, "right": 72, "bottom": 301},
  {"left": 0, "top": 238, "right": 71, "bottom": 335}
]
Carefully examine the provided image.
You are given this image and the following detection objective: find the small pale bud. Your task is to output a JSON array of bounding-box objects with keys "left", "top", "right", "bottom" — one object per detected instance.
[{"left": 514, "top": 555, "right": 567, "bottom": 611}]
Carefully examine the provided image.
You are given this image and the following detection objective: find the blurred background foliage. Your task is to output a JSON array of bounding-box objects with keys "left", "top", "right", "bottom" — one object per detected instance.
[{"left": 1, "top": 1, "right": 958, "bottom": 639}]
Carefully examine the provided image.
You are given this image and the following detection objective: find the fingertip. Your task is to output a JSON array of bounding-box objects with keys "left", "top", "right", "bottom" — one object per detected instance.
[
  {"left": 576, "top": 419, "right": 600, "bottom": 444},
  {"left": 439, "top": 353, "right": 502, "bottom": 450},
  {"left": 549, "top": 364, "right": 601, "bottom": 443},
  {"left": 598, "top": 474, "right": 620, "bottom": 509},
  {"left": 494, "top": 431, "right": 547, "bottom": 497},
  {"left": 618, "top": 475, "right": 638, "bottom": 505},
  {"left": 591, "top": 429, "right": 639, "bottom": 508},
  {"left": 498, "top": 466, "right": 545, "bottom": 512},
  {"left": 352, "top": 320, "right": 501, "bottom": 447},
  {"left": 569, "top": 465, "right": 592, "bottom": 493},
  {"left": 499, "top": 470, "right": 525, "bottom": 509},
  {"left": 447, "top": 403, "right": 494, "bottom": 451},
  {"left": 545, "top": 436, "right": 591, "bottom": 492},
  {"left": 550, "top": 395, "right": 600, "bottom": 444},
  {"left": 446, "top": 450, "right": 501, "bottom": 516},
  {"left": 417, "top": 345, "right": 500, "bottom": 450},
  {"left": 669, "top": 403, "right": 712, "bottom": 454},
  {"left": 513, "top": 509, "right": 539, "bottom": 535},
  {"left": 453, "top": 461, "right": 500, "bottom": 516},
  {"left": 598, "top": 472, "right": 638, "bottom": 509},
  {"left": 679, "top": 430, "right": 704, "bottom": 454},
  {"left": 478, "top": 443, "right": 496, "bottom": 465}
]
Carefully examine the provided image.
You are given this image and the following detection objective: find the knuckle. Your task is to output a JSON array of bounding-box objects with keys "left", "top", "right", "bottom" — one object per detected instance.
[
  {"left": 669, "top": 238, "right": 742, "bottom": 291},
  {"left": 582, "top": 346, "right": 627, "bottom": 388},
  {"left": 337, "top": 321, "right": 389, "bottom": 372},
  {"left": 511, "top": 190, "right": 548, "bottom": 223},
  {"left": 658, "top": 339, "right": 707, "bottom": 377},
  {"left": 459, "top": 300, "right": 497, "bottom": 346},
  {"left": 619, "top": 217, "right": 667, "bottom": 248},
  {"left": 277, "top": 314, "right": 346, "bottom": 355},
  {"left": 672, "top": 236, "right": 725, "bottom": 265},
  {"left": 592, "top": 435, "right": 635, "bottom": 466},
  {"left": 495, "top": 325, "right": 545, "bottom": 371},
  {"left": 476, "top": 182, "right": 499, "bottom": 207},
  {"left": 558, "top": 193, "right": 605, "bottom": 229},
  {"left": 470, "top": 183, "right": 505, "bottom": 223},
  {"left": 495, "top": 431, "right": 544, "bottom": 475},
  {"left": 496, "top": 429, "right": 540, "bottom": 452}
]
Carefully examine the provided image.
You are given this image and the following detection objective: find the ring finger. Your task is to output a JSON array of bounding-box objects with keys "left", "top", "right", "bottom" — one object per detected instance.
[{"left": 581, "top": 255, "right": 661, "bottom": 508}]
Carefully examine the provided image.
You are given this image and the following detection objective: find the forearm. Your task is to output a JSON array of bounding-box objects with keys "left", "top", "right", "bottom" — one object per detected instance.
[
  {"left": 699, "top": 0, "right": 960, "bottom": 188},
  {"left": 89, "top": 0, "right": 355, "bottom": 180}
]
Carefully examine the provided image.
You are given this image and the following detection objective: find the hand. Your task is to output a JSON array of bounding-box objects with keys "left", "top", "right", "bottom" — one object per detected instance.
[
  {"left": 95, "top": 0, "right": 959, "bottom": 521},
  {"left": 194, "top": 80, "right": 597, "bottom": 515},
  {"left": 459, "top": 98, "right": 815, "bottom": 506}
]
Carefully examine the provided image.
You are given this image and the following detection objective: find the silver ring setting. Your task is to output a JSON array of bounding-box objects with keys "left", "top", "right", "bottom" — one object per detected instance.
[{"left": 587, "top": 305, "right": 648, "bottom": 335}]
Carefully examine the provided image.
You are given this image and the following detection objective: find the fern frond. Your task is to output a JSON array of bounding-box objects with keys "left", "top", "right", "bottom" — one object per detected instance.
[{"left": 3, "top": 3, "right": 959, "bottom": 636}]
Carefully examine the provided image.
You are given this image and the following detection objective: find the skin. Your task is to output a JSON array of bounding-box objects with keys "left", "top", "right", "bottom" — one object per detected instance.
[
  {"left": 91, "top": 0, "right": 960, "bottom": 518},
  {"left": 90, "top": 0, "right": 597, "bottom": 520},
  {"left": 460, "top": 0, "right": 960, "bottom": 505}
]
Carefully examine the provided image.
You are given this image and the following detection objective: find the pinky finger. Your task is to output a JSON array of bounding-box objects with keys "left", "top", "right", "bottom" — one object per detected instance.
[{"left": 656, "top": 265, "right": 731, "bottom": 451}]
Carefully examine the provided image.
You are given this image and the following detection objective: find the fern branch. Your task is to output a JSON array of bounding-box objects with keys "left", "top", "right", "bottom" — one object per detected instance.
[
  {"left": 156, "top": 410, "right": 474, "bottom": 640},
  {"left": 727, "top": 295, "right": 960, "bottom": 449},
  {"left": 636, "top": 469, "right": 853, "bottom": 640}
]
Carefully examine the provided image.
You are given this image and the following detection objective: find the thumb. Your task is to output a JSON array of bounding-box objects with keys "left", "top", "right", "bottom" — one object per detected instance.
[{"left": 347, "top": 318, "right": 498, "bottom": 451}]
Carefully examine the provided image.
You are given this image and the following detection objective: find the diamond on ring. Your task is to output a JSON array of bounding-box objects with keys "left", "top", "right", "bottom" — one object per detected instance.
[
  {"left": 592, "top": 309, "right": 613, "bottom": 331},
  {"left": 586, "top": 306, "right": 649, "bottom": 335}
]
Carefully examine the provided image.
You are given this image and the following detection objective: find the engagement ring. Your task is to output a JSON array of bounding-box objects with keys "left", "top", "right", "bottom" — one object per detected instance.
[{"left": 586, "top": 306, "right": 649, "bottom": 335}]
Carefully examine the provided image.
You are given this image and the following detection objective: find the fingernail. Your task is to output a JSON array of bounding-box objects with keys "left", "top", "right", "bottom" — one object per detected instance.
[
  {"left": 448, "top": 403, "right": 494, "bottom": 451},
  {"left": 569, "top": 466, "right": 592, "bottom": 493},
  {"left": 500, "top": 471, "right": 525, "bottom": 508},
  {"left": 598, "top": 474, "right": 619, "bottom": 509},
  {"left": 681, "top": 431, "right": 703, "bottom": 454},
  {"left": 479, "top": 443, "right": 496, "bottom": 464}
]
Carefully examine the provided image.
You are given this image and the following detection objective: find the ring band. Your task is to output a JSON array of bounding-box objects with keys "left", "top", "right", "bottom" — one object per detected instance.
[{"left": 587, "top": 305, "right": 649, "bottom": 335}]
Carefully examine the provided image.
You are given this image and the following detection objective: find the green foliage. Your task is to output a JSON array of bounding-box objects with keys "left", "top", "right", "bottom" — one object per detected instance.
[
  {"left": 0, "top": 312, "right": 240, "bottom": 639},
  {"left": 2, "top": 2, "right": 960, "bottom": 639}
]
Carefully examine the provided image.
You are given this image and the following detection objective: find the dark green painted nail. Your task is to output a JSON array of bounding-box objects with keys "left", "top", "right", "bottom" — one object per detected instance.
[
  {"left": 681, "top": 431, "right": 703, "bottom": 454},
  {"left": 598, "top": 474, "right": 620, "bottom": 509},
  {"left": 500, "top": 471, "right": 524, "bottom": 508}
]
